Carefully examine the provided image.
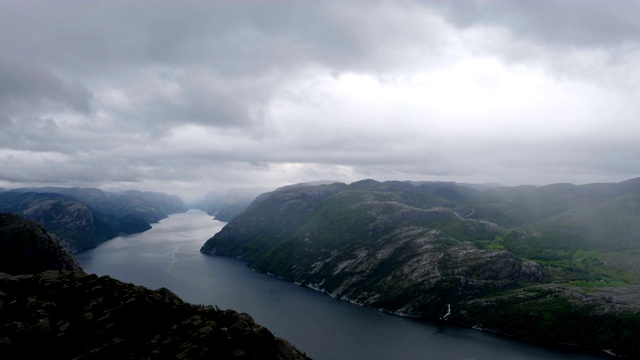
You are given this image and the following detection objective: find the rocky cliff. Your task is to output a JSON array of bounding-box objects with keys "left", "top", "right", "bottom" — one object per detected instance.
[
  {"left": 0, "top": 213, "right": 83, "bottom": 275},
  {"left": 201, "top": 179, "right": 640, "bottom": 357},
  {"left": 0, "top": 211, "right": 307, "bottom": 359},
  {"left": 201, "top": 182, "right": 546, "bottom": 316},
  {"left": 0, "top": 271, "right": 308, "bottom": 360},
  {"left": 0, "top": 187, "right": 187, "bottom": 252}
]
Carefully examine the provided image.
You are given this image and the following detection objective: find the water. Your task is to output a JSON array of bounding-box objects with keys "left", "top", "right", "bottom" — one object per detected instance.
[{"left": 75, "top": 210, "right": 609, "bottom": 360}]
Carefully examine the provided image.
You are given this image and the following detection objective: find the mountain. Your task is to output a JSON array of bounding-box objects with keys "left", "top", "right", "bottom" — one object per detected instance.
[
  {"left": 201, "top": 178, "right": 640, "bottom": 357},
  {"left": 204, "top": 189, "right": 264, "bottom": 222},
  {"left": 199, "top": 183, "right": 336, "bottom": 222},
  {"left": 19, "top": 187, "right": 120, "bottom": 214},
  {"left": 0, "top": 212, "right": 307, "bottom": 359},
  {"left": 10, "top": 187, "right": 187, "bottom": 223},
  {"left": 463, "top": 180, "right": 640, "bottom": 283},
  {"left": 0, "top": 187, "right": 187, "bottom": 252},
  {"left": 0, "top": 271, "right": 308, "bottom": 359},
  {"left": 118, "top": 190, "right": 188, "bottom": 222},
  {"left": 0, "top": 213, "right": 83, "bottom": 274},
  {"left": 198, "top": 188, "right": 268, "bottom": 222}
]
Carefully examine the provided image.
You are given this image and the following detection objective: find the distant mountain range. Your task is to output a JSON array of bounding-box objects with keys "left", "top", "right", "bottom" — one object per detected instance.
[
  {"left": 197, "top": 188, "right": 268, "bottom": 222},
  {"left": 202, "top": 178, "right": 640, "bottom": 357},
  {"left": 0, "top": 187, "right": 187, "bottom": 252},
  {"left": 197, "top": 182, "right": 343, "bottom": 222}
]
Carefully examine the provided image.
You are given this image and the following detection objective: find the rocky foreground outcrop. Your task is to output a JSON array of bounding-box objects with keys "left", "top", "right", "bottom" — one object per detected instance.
[
  {"left": 0, "top": 211, "right": 307, "bottom": 359},
  {"left": 0, "top": 213, "right": 83, "bottom": 275},
  {"left": 0, "top": 271, "right": 308, "bottom": 360}
]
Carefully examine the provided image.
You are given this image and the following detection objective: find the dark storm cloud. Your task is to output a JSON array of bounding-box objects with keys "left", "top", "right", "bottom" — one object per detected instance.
[
  {"left": 434, "top": 0, "right": 640, "bottom": 49},
  {"left": 0, "top": 1, "right": 413, "bottom": 133},
  {"left": 0, "top": 57, "right": 92, "bottom": 117},
  {"left": 1, "top": 0, "right": 639, "bottom": 198}
]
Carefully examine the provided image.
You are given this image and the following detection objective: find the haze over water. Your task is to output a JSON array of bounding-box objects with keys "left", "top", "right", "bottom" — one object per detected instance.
[{"left": 75, "top": 210, "right": 609, "bottom": 360}]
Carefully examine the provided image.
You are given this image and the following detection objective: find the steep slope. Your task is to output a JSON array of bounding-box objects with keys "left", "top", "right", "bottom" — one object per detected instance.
[
  {"left": 0, "top": 191, "right": 147, "bottom": 251},
  {"left": 0, "top": 271, "right": 308, "bottom": 360},
  {"left": 199, "top": 183, "right": 336, "bottom": 222},
  {"left": 0, "top": 187, "right": 187, "bottom": 252},
  {"left": 117, "top": 190, "right": 188, "bottom": 222},
  {"left": 462, "top": 179, "right": 640, "bottom": 284},
  {"left": 201, "top": 179, "right": 640, "bottom": 357},
  {"left": 0, "top": 211, "right": 307, "bottom": 359},
  {"left": 10, "top": 187, "right": 187, "bottom": 222},
  {"left": 202, "top": 189, "right": 265, "bottom": 222},
  {"left": 467, "top": 180, "right": 640, "bottom": 246},
  {"left": 0, "top": 213, "right": 83, "bottom": 274},
  {"left": 455, "top": 283, "right": 640, "bottom": 356},
  {"left": 201, "top": 182, "right": 544, "bottom": 316},
  {"left": 27, "top": 187, "right": 120, "bottom": 214}
]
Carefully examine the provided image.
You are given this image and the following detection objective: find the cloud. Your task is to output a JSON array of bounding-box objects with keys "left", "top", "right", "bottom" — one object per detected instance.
[
  {"left": 435, "top": 0, "right": 640, "bottom": 49},
  {"left": 0, "top": 58, "right": 92, "bottom": 129},
  {"left": 431, "top": 0, "right": 640, "bottom": 88},
  {"left": 1, "top": 1, "right": 639, "bottom": 200}
]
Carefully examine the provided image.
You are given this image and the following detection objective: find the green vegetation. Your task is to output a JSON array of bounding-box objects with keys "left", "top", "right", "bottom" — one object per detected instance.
[{"left": 201, "top": 178, "right": 640, "bottom": 357}]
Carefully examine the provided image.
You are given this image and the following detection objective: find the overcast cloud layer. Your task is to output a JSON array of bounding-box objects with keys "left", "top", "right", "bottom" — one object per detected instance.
[{"left": 1, "top": 0, "right": 640, "bottom": 201}]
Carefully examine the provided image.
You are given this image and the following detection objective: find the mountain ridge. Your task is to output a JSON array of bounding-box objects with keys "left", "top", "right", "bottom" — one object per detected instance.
[
  {"left": 201, "top": 177, "right": 640, "bottom": 357},
  {"left": 0, "top": 187, "right": 187, "bottom": 252}
]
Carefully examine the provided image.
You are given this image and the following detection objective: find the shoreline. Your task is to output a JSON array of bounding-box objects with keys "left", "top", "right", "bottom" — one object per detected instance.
[{"left": 204, "top": 251, "right": 619, "bottom": 359}]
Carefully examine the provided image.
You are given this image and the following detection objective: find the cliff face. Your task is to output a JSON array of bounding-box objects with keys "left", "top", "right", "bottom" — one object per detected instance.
[
  {"left": 201, "top": 182, "right": 546, "bottom": 318},
  {"left": 22, "top": 199, "right": 95, "bottom": 234},
  {"left": 0, "top": 213, "right": 83, "bottom": 275},
  {"left": 201, "top": 179, "right": 640, "bottom": 357},
  {"left": 0, "top": 187, "right": 188, "bottom": 252},
  {"left": 0, "top": 271, "right": 308, "bottom": 360}
]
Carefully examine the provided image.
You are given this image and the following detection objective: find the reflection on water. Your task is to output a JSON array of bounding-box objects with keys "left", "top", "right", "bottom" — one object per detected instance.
[{"left": 75, "top": 210, "right": 609, "bottom": 360}]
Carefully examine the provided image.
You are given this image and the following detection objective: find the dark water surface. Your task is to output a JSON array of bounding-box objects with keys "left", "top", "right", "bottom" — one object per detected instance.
[{"left": 76, "top": 210, "right": 609, "bottom": 360}]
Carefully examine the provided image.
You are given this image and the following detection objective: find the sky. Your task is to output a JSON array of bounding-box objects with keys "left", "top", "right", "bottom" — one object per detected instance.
[{"left": 1, "top": 0, "right": 640, "bottom": 202}]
